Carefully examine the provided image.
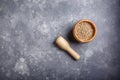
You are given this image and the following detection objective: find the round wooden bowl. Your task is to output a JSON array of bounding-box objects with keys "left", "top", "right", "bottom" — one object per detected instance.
[{"left": 73, "top": 19, "right": 97, "bottom": 43}]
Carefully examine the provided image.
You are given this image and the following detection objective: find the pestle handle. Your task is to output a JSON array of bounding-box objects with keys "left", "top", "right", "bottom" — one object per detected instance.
[
  {"left": 55, "top": 36, "right": 80, "bottom": 60},
  {"left": 66, "top": 47, "right": 80, "bottom": 60}
]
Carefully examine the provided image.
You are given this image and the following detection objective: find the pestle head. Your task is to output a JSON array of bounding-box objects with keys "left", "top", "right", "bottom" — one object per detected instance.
[{"left": 55, "top": 36, "right": 70, "bottom": 51}]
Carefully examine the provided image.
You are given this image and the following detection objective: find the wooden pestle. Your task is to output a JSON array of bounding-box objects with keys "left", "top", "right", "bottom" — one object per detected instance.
[{"left": 55, "top": 36, "right": 80, "bottom": 60}]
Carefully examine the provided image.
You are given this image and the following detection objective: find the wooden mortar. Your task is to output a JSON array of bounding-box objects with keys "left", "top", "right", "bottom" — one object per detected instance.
[{"left": 73, "top": 19, "right": 97, "bottom": 43}]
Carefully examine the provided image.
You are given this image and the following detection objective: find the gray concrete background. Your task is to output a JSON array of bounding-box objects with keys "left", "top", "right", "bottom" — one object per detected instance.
[{"left": 0, "top": 0, "right": 120, "bottom": 80}]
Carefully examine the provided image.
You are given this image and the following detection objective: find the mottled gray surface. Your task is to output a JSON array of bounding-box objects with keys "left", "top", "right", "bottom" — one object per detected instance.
[{"left": 0, "top": 0, "right": 120, "bottom": 80}]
